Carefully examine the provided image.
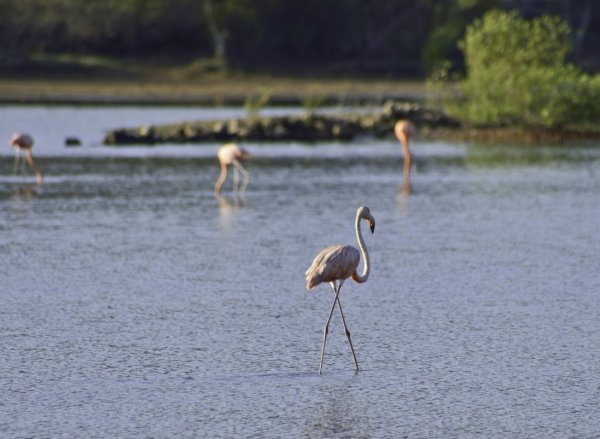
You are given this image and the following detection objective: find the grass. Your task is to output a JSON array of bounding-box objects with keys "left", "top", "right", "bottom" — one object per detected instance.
[
  {"left": 2, "top": 54, "right": 597, "bottom": 142},
  {"left": 0, "top": 54, "right": 427, "bottom": 106}
]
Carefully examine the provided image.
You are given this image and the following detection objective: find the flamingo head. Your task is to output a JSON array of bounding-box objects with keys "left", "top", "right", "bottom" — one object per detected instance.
[
  {"left": 357, "top": 206, "right": 376, "bottom": 233},
  {"left": 9, "top": 133, "right": 19, "bottom": 147},
  {"left": 239, "top": 147, "right": 252, "bottom": 160}
]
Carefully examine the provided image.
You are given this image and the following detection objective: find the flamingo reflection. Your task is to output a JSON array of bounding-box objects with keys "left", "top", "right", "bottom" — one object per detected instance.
[{"left": 215, "top": 192, "right": 245, "bottom": 232}]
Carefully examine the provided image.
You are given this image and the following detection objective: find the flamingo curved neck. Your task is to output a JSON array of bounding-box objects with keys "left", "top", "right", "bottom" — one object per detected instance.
[
  {"left": 400, "top": 135, "right": 412, "bottom": 165},
  {"left": 353, "top": 213, "right": 370, "bottom": 283}
]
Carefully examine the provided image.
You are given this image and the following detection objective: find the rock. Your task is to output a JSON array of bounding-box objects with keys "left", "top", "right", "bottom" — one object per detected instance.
[
  {"left": 331, "top": 123, "right": 354, "bottom": 140},
  {"left": 65, "top": 137, "right": 81, "bottom": 146}
]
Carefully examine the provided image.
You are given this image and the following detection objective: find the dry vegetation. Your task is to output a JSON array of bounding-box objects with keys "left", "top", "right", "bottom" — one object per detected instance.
[{"left": 0, "top": 61, "right": 427, "bottom": 106}]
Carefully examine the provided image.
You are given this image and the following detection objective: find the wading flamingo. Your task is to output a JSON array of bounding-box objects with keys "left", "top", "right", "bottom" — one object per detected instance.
[
  {"left": 9, "top": 133, "right": 43, "bottom": 184},
  {"left": 305, "top": 206, "right": 376, "bottom": 374},
  {"left": 394, "top": 119, "right": 414, "bottom": 168},
  {"left": 214, "top": 143, "right": 251, "bottom": 194}
]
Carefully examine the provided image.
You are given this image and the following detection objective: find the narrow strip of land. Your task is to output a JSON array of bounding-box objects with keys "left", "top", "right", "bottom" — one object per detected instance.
[{"left": 0, "top": 77, "right": 427, "bottom": 106}]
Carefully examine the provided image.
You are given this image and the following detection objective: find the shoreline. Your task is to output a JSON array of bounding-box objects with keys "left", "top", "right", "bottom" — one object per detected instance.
[
  {"left": 0, "top": 94, "right": 414, "bottom": 107},
  {"left": 0, "top": 77, "right": 427, "bottom": 107},
  {"left": 2, "top": 78, "right": 598, "bottom": 144}
]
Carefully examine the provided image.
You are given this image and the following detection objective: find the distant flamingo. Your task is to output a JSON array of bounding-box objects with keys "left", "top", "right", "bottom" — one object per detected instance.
[
  {"left": 9, "top": 133, "right": 43, "bottom": 184},
  {"left": 394, "top": 119, "right": 415, "bottom": 167},
  {"left": 214, "top": 143, "right": 251, "bottom": 194},
  {"left": 305, "top": 206, "right": 376, "bottom": 374}
]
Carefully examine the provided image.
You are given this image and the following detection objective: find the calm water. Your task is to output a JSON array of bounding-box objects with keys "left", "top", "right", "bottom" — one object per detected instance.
[{"left": 1, "top": 106, "right": 600, "bottom": 438}]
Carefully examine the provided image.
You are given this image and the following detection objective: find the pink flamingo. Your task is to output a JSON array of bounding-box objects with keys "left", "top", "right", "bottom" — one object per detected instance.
[
  {"left": 214, "top": 143, "right": 252, "bottom": 194},
  {"left": 305, "top": 206, "right": 376, "bottom": 374},
  {"left": 9, "top": 133, "right": 43, "bottom": 184},
  {"left": 394, "top": 119, "right": 415, "bottom": 168},
  {"left": 394, "top": 120, "right": 415, "bottom": 194}
]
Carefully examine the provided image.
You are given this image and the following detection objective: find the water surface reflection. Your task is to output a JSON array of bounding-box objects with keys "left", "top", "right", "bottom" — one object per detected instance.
[{"left": 1, "top": 106, "right": 599, "bottom": 438}]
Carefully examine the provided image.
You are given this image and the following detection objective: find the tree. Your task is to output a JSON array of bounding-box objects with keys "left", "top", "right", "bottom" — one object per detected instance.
[{"left": 422, "top": 0, "right": 500, "bottom": 74}]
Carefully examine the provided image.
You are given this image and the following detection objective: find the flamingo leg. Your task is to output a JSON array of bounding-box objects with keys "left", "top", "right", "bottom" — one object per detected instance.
[
  {"left": 319, "top": 280, "right": 340, "bottom": 374},
  {"left": 214, "top": 163, "right": 228, "bottom": 194},
  {"left": 13, "top": 150, "right": 20, "bottom": 175},
  {"left": 24, "top": 150, "right": 43, "bottom": 184},
  {"left": 232, "top": 159, "right": 250, "bottom": 193},
  {"left": 401, "top": 137, "right": 412, "bottom": 169},
  {"left": 335, "top": 297, "right": 359, "bottom": 371},
  {"left": 19, "top": 152, "right": 28, "bottom": 174},
  {"left": 238, "top": 162, "right": 250, "bottom": 193},
  {"left": 401, "top": 158, "right": 411, "bottom": 195},
  {"left": 232, "top": 163, "right": 240, "bottom": 192}
]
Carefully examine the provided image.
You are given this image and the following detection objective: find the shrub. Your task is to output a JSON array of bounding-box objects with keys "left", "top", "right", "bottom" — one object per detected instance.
[
  {"left": 444, "top": 9, "right": 600, "bottom": 128},
  {"left": 244, "top": 90, "right": 271, "bottom": 119}
]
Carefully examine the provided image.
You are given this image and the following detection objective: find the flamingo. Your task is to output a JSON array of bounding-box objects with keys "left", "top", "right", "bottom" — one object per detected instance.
[
  {"left": 394, "top": 119, "right": 414, "bottom": 168},
  {"left": 214, "top": 143, "right": 251, "bottom": 194},
  {"left": 9, "top": 133, "right": 43, "bottom": 184},
  {"left": 305, "top": 206, "right": 376, "bottom": 374}
]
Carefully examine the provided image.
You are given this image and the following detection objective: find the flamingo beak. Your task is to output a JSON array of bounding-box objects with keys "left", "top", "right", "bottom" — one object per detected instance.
[{"left": 369, "top": 221, "right": 375, "bottom": 233}]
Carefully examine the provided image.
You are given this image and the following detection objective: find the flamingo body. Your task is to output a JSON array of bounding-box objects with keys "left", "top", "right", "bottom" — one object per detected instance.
[
  {"left": 217, "top": 142, "right": 251, "bottom": 164},
  {"left": 10, "top": 133, "right": 34, "bottom": 149},
  {"left": 305, "top": 244, "right": 360, "bottom": 290},
  {"left": 394, "top": 119, "right": 414, "bottom": 141}
]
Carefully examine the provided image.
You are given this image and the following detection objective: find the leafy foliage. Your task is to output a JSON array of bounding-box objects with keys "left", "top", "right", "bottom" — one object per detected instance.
[
  {"left": 422, "top": 0, "right": 500, "bottom": 74},
  {"left": 1, "top": 0, "right": 598, "bottom": 79},
  {"left": 0, "top": 0, "right": 430, "bottom": 75},
  {"left": 244, "top": 90, "right": 271, "bottom": 119},
  {"left": 0, "top": 0, "right": 213, "bottom": 58},
  {"left": 450, "top": 10, "right": 600, "bottom": 128}
]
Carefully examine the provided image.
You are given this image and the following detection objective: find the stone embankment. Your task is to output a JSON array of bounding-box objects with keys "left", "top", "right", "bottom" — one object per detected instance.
[{"left": 102, "top": 101, "right": 459, "bottom": 145}]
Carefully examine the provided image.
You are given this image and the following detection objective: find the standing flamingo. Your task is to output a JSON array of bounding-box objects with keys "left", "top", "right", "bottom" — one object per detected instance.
[
  {"left": 394, "top": 120, "right": 414, "bottom": 195},
  {"left": 214, "top": 143, "right": 252, "bottom": 194},
  {"left": 9, "top": 133, "right": 43, "bottom": 184},
  {"left": 305, "top": 206, "right": 376, "bottom": 374},
  {"left": 394, "top": 119, "right": 415, "bottom": 167}
]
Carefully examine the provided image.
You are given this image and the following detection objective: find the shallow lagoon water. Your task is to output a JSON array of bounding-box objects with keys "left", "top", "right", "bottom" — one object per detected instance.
[{"left": 1, "top": 106, "right": 600, "bottom": 437}]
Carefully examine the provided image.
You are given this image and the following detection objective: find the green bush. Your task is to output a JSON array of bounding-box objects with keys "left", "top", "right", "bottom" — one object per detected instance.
[
  {"left": 448, "top": 9, "right": 600, "bottom": 128},
  {"left": 244, "top": 90, "right": 271, "bottom": 120}
]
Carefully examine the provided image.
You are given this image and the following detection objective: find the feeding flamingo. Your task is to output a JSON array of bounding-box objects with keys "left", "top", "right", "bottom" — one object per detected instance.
[
  {"left": 214, "top": 143, "right": 251, "bottom": 194},
  {"left": 305, "top": 206, "right": 376, "bottom": 374},
  {"left": 9, "top": 133, "right": 43, "bottom": 184},
  {"left": 394, "top": 120, "right": 415, "bottom": 194},
  {"left": 394, "top": 119, "right": 414, "bottom": 167}
]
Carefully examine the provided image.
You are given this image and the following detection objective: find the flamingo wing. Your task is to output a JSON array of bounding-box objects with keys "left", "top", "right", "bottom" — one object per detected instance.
[{"left": 305, "top": 244, "right": 360, "bottom": 290}]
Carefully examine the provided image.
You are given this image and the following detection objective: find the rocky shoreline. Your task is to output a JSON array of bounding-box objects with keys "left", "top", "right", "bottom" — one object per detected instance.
[
  {"left": 101, "top": 100, "right": 600, "bottom": 145},
  {"left": 102, "top": 101, "right": 459, "bottom": 145}
]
